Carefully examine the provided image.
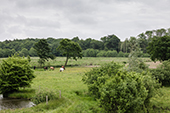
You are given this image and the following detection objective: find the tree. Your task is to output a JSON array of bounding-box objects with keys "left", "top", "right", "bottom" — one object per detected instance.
[
  {"left": 147, "top": 35, "right": 170, "bottom": 62},
  {"left": 0, "top": 55, "right": 35, "bottom": 97},
  {"left": 29, "top": 47, "right": 37, "bottom": 57},
  {"left": 101, "top": 34, "right": 120, "bottom": 52},
  {"left": 20, "top": 48, "right": 29, "bottom": 56},
  {"left": 83, "top": 49, "right": 99, "bottom": 57},
  {"left": 57, "top": 39, "right": 82, "bottom": 66},
  {"left": 34, "top": 39, "right": 54, "bottom": 65}
]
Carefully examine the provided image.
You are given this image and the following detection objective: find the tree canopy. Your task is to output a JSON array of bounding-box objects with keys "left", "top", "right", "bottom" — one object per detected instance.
[
  {"left": 34, "top": 39, "right": 55, "bottom": 65},
  {"left": 0, "top": 55, "right": 35, "bottom": 96},
  {"left": 57, "top": 39, "right": 82, "bottom": 66},
  {"left": 147, "top": 35, "right": 170, "bottom": 62}
]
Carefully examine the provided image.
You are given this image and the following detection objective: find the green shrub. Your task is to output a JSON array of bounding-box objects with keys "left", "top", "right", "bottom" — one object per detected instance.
[
  {"left": 31, "top": 89, "right": 58, "bottom": 105},
  {"left": 142, "top": 53, "right": 150, "bottom": 57},
  {"left": 83, "top": 62, "right": 160, "bottom": 112},
  {"left": 96, "top": 51, "right": 106, "bottom": 57},
  {"left": 150, "top": 59, "right": 170, "bottom": 86},
  {"left": 99, "top": 72, "right": 148, "bottom": 113},
  {"left": 117, "top": 51, "right": 124, "bottom": 57},
  {"left": 105, "top": 50, "right": 118, "bottom": 57},
  {"left": 124, "top": 53, "right": 129, "bottom": 57},
  {"left": 83, "top": 49, "right": 99, "bottom": 57},
  {"left": 82, "top": 62, "right": 123, "bottom": 99},
  {"left": 0, "top": 55, "right": 35, "bottom": 96}
]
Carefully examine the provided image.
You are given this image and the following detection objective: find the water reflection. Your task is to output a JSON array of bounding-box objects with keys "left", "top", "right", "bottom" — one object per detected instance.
[{"left": 0, "top": 94, "right": 35, "bottom": 110}]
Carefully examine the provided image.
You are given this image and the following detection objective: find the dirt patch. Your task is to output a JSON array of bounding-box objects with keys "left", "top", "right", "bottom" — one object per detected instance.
[
  {"left": 85, "top": 61, "right": 161, "bottom": 69},
  {"left": 145, "top": 61, "right": 161, "bottom": 69}
]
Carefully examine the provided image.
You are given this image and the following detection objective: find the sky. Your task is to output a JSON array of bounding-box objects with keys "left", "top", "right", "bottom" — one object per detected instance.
[{"left": 0, "top": 0, "right": 170, "bottom": 42}]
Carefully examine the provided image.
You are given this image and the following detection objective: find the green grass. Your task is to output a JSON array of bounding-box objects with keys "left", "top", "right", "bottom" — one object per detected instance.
[
  {"left": 2, "top": 67, "right": 100, "bottom": 113},
  {"left": 0, "top": 57, "right": 169, "bottom": 113}
]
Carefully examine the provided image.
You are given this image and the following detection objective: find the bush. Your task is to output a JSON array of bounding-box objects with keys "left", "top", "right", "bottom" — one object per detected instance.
[
  {"left": 105, "top": 50, "right": 118, "bottom": 57},
  {"left": 96, "top": 51, "right": 106, "bottom": 57},
  {"left": 150, "top": 59, "right": 170, "bottom": 86},
  {"left": 0, "top": 55, "right": 35, "bottom": 96},
  {"left": 83, "top": 62, "right": 160, "bottom": 112},
  {"left": 142, "top": 53, "right": 150, "bottom": 57},
  {"left": 117, "top": 51, "right": 124, "bottom": 57},
  {"left": 83, "top": 49, "right": 99, "bottom": 57},
  {"left": 82, "top": 62, "right": 123, "bottom": 99},
  {"left": 124, "top": 53, "right": 129, "bottom": 57},
  {"left": 31, "top": 89, "right": 58, "bottom": 105},
  {"left": 99, "top": 72, "right": 148, "bottom": 113}
]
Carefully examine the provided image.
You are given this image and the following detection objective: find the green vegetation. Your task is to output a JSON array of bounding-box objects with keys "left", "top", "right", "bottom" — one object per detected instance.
[
  {"left": 34, "top": 39, "right": 55, "bottom": 66},
  {"left": 150, "top": 59, "right": 170, "bottom": 86},
  {"left": 57, "top": 39, "right": 82, "bottom": 66},
  {"left": 82, "top": 62, "right": 160, "bottom": 112},
  {"left": 0, "top": 27, "right": 169, "bottom": 59},
  {"left": 147, "top": 35, "right": 170, "bottom": 62},
  {"left": 0, "top": 55, "right": 35, "bottom": 97},
  {"left": 0, "top": 57, "right": 170, "bottom": 112}
]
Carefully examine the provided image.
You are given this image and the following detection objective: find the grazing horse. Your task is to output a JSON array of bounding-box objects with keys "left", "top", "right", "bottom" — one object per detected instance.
[{"left": 50, "top": 67, "right": 54, "bottom": 70}]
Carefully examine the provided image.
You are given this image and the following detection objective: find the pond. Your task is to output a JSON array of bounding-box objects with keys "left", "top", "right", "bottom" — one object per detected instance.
[{"left": 0, "top": 94, "right": 35, "bottom": 110}]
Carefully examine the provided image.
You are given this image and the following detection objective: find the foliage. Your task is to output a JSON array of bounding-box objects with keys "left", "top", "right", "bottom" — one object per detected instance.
[
  {"left": 31, "top": 89, "right": 58, "bottom": 105},
  {"left": 150, "top": 59, "right": 170, "bottom": 86},
  {"left": 101, "top": 34, "right": 120, "bottom": 52},
  {"left": 99, "top": 72, "right": 148, "bottom": 113},
  {"left": 0, "top": 55, "right": 35, "bottom": 96},
  {"left": 34, "top": 39, "right": 54, "bottom": 61},
  {"left": 0, "top": 65, "right": 166, "bottom": 113},
  {"left": 82, "top": 62, "right": 123, "bottom": 99},
  {"left": 128, "top": 56, "right": 149, "bottom": 73},
  {"left": 27, "top": 55, "right": 31, "bottom": 62},
  {"left": 147, "top": 35, "right": 170, "bottom": 62},
  {"left": 127, "top": 38, "right": 149, "bottom": 73},
  {"left": 57, "top": 38, "right": 82, "bottom": 66},
  {"left": 105, "top": 50, "right": 118, "bottom": 57},
  {"left": 118, "top": 51, "right": 124, "bottom": 57},
  {"left": 96, "top": 50, "right": 106, "bottom": 57},
  {"left": 83, "top": 62, "right": 160, "bottom": 112},
  {"left": 1, "top": 28, "right": 170, "bottom": 58},
  {"left": 83, "top": 49, "right": 99, "bottom": 57}
]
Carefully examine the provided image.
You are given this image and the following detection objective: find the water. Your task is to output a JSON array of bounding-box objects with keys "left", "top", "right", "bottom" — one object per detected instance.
[{"left": 0, "top": 94, "right": 35, "bottom": 110}]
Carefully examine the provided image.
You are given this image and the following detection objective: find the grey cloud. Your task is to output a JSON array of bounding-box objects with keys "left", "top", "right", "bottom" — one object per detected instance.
[{"left": 0, "top": 0, "right": 170, "bottom": 41}]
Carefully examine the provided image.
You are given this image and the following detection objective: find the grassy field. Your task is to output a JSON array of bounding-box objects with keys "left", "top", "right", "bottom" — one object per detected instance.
[
  {"left": 0, "top": 57, "right": 154, "bottom": 67},
  {"left": 1, "top": 57, "right": 169, "bottom": 113}
]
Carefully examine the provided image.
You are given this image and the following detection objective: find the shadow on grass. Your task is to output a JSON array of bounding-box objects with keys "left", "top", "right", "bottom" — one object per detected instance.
[{"left": 8, "top": 89, "right": 35, "bottom": 99}]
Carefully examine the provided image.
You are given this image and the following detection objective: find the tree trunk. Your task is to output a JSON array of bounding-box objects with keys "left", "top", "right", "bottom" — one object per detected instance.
[{"left": 64, "top": 56, "right": 68, "bottom": 67}]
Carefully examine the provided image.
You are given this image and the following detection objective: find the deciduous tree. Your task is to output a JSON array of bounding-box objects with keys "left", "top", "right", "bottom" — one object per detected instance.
[
  {"left": 147, "top": 35, "right": 170, "bottom": 62},
  {"left": 57, "top": 39, "right": 82, "bottom": 66}
]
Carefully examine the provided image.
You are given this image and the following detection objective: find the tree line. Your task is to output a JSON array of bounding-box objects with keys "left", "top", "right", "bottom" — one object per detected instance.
[{"left": 0, "top": 28, "right": 169, "bottom": 58}]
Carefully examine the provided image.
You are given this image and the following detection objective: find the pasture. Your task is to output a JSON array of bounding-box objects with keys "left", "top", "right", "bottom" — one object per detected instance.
[{"left": 1, "top": 57, "right": 169, "bottom": 113}]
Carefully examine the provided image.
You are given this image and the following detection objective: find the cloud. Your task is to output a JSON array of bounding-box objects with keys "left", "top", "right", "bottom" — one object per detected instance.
[{"left": 0, "top": 0, "right": 170, "bottom": 42}]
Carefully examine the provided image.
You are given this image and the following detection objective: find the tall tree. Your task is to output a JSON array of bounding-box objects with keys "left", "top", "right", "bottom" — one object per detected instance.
[
  {"left": 101, "top": 34, "right": 120, "bottom": 52},
  {"left": 137, "top": 33, "right": 148, "bottom": 53},
  {"left": 34, "top": 39, "right": 54, "bottom": 65},
  {"left": 57, "top": 39, "right": 82, "bottom": 66},
  {"left": 147, "top": 35, "right": 170, "bottom": 62}
]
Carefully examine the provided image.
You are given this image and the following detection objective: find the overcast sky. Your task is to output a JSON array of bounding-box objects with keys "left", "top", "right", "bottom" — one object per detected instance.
[{"left": 0, "top": 0, "right": 170, "bottom": 42}]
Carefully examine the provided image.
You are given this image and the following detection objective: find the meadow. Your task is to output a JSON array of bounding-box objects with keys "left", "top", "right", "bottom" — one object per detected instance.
[{"left": 1, "top": 57, "right": 170, "bottom": 113}]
